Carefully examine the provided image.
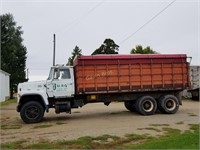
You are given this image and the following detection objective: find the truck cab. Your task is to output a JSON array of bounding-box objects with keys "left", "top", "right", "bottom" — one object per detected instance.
[
  {"left": 46, "top": 66, "right": 75, "bottom": 98},
  {"left": 17, "top": 65, "right": 76, "bottom": 123}
]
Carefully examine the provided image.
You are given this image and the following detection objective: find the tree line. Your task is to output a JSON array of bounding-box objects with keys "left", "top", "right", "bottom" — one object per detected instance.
[
  {"left": 1, "top": 13, "right": 27, "bottom": 98},
  {"left": 1, "top": 13, "right": 158, "bottom": 98},
  {"left": 67, "top": 39, "right": 158, "bottom": 65}
]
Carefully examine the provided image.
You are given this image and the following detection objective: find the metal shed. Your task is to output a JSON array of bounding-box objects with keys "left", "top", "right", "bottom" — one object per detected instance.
[{"left": 0, "top": 69, "right": 10, "bottom": 102}]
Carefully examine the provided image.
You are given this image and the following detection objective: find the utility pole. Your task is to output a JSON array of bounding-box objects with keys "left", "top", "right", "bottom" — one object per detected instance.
[
  {"left": 27, "top": 68, "right": 29, "bottom": 80},
  {"left": 53, "top": 34, "right": 56, "bottom": 66}
]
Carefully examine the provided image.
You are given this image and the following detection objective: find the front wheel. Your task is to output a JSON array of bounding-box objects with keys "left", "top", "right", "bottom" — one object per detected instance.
[
  {"left": 135, "top": 96, "right": 157, "bottom": 115},
  {"left": 20, "top": 101, "right": 44, "bottom": 123}
]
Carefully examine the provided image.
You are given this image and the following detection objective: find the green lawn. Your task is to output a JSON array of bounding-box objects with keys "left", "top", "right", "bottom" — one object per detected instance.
[
  {"left": 1, "top": 124, "right": 199, "bottom": 149},
  {"left": 128, "top": 124, "right": 199, "bottom": 149},
  {"left": 0, "top": 99, "right": 17, "bottom": 106}
]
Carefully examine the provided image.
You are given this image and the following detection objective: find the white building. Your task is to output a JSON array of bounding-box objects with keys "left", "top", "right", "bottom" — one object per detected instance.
[{"left": 0, "top": 69, "right": 10, "bottom": 102}]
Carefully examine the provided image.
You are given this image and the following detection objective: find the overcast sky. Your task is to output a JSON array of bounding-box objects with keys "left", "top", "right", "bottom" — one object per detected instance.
[{"left": 2, "top": 0, "right": 199, "bottom": 81}]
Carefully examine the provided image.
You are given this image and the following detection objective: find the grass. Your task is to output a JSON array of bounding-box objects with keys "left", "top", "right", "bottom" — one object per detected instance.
[
  {"left": 162, "top": 127, "right": 181, "bottom": 135},
  {"left": 176, "top": 121, "right": 184, "bottom": 125},
  {"left": 55, "top": 121, "right": 65, "bottom": 125},
  {"left": 137, "top": 127, "right": 162, "bottom": 132},
  {"left": 33, "top": 124, "right": 53, "bottom": 129},
  {"left": 124, "top": 133, "right": 148, "bottom": 141},
  {"left": 58, "top": 133, "right": 149, "bottom": 149},
  {"left": 26, "top": 141, "right": 54, "bottom": 149},
  {"left": 149, "top": 123, "right": 169, "bottom": 126},
  {"left": 0, "top": 99, "right": 17, "bottom": 106},
  {"left": 127, "top": 124, "right": 199, "bottom": 149},
  {"left": 1, "top": 134, "right": 147, "bottom": 149},
  {"left": 93, "top": 134, "right": 119, "bottom": 142},
  {"left": 1, "top": 124, "right": 199, "bottom": 149},
  {"left": 1, "top": 140, "right": 26, "bottom": 149},
  {"left": 188, "top": 112, "right": 198, "bottom": 117},
  {"left": 189, "top": 124, "right": 199, "bottom": 131},
  {"left": 1, "top": 124, "right": 22, "bottom": 130}
]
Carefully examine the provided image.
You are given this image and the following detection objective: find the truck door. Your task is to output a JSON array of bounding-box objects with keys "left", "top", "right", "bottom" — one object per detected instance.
[{"left": 46, "top": 68, "right": 74, "bottom": 98}]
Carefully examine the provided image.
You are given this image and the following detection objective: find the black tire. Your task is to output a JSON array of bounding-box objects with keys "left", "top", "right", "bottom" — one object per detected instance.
[
  {"left": 190, "top": 90, "right": 199, "bottom": 101},
  {"left": 191, "top": 94, "right": 199, "bottom": 101},
  {"left": 158, "top": 95, "right": 179, "bottom": 114},
  {"left": 191, "top": 96, "right": 199, "bottom": 101},
  {"left": 124, "top": 101, "right": 137, "bottom": 112},
  {"left": 135, "top": 96, "right": 157, "bottom": 115},
  {"left": 20, "top": 101, "right": 44, "bottom": 123}
]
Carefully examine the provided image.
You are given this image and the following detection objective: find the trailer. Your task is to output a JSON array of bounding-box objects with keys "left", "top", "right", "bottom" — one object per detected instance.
[{"left": 17, "top": 54, "right": 190, "bottom": 123}]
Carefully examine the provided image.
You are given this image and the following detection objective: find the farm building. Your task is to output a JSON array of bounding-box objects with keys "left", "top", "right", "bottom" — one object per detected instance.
[{"left": 0, "top": 69, "right": 10, "bottom": 102}]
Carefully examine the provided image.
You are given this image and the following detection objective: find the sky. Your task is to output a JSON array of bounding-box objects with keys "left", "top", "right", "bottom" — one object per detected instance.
[{"left": 1, "top": 0, "right": 199, "bottom": 81}]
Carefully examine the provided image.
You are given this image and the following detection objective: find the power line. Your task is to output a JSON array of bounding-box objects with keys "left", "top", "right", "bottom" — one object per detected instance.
[
  {"left": 119, "top": 0, "right": 177, "bottom": 45},
  {"left": 56, "top": 0, "right": 106, "bottom": 36}
]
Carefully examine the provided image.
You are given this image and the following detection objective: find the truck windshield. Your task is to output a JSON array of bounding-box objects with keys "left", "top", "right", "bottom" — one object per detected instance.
[{"left": 47, "top": 68, "right": 54, "bottom": 80}]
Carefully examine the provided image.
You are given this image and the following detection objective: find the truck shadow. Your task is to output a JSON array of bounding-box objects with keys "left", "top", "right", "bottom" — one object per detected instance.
[{"left": 42, "top": 110, "right": 161, "bottom": 123}]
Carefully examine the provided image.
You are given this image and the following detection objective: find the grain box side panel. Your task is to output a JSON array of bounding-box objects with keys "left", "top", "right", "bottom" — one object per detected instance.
[
  {"left": 74, "top": 54, "right": 189, "bottom": 94},
  {"left": 75, "top": 64, "right": 120, "bottom": 93}
]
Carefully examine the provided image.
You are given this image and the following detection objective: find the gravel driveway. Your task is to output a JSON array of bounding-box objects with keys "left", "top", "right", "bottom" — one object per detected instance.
[{"left": 0, "top": 99, "right": 199, "bottom": 144}]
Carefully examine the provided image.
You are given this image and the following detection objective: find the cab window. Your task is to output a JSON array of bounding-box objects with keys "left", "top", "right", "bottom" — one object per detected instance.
[
  {"left": 54, "top": 69, "right": 71, "bottom": 79},
  {"left": 58, "top": 69, "right": 71, "bottom": 79}
]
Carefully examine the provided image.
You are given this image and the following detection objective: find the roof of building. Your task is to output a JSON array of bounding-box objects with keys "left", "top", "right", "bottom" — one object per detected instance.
[{"left": 0, "top": 69, "right": 10, "bottom": 76}]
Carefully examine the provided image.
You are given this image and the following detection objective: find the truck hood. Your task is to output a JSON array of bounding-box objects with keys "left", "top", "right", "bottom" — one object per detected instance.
[{"left": 18, "top": 80, "right": 46, "bottom": 94}]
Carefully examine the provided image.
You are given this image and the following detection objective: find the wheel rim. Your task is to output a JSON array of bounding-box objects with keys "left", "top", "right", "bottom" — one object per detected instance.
[
  {"left": 25, "top": 106, "right": 39, "bottom": 120},
  {"left": 165, "top": 99, "right": 176, "bottom": 111},
  {"left": 143, "top": 100, "right": 154, "bottom": 112}
]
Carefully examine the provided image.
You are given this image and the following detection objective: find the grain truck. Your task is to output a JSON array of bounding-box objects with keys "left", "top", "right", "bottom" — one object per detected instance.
[{"left": 17, "top": 54, "right": 190, "bottom": 123}]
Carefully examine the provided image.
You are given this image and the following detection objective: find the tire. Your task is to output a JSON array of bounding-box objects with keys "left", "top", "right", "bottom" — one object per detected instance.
[
  {"left": 191, "top": 96, "right": 199, "bottom": 101},
  {"left": 135, "top": 96, "right": 157, "bottom": 115},
  {"left": 191, "top": 93, "right": 199, "bottom": 101},
  {"left": 20, "top": 101, "right": 44, "bottom": 123},
  {"left": 191, "top": 89, "right": 199, "bottom": 101},
  {"left": 124, "top": 101, "right": 136, "bottom": 112},
  {"left": 158, "top": 95, "right": 179, "bottom": 114}
]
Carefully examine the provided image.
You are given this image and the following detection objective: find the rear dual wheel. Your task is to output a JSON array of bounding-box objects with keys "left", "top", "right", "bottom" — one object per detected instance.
[
  {"left": 158, "top": 95, "right": 179, "bottom": 114},
  {"left": 124, "top": 101, "right": 136, "bottom": 112},
  {"left": 124, "top": 96, "right": 157, "bottom": 115},
  {"left": 124, "top": 95, "right": 179, "bottom": 115},
  {"left": 135, "top": 96, "right": 157, "bottom": 115}
]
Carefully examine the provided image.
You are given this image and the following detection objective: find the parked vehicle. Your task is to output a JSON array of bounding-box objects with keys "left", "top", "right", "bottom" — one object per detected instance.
[
  {"left": 17, "top": 54, "right": 190, "bottom": 123},
  {"left": 188, "top": 65, "right": 199, "bottom": 100}
]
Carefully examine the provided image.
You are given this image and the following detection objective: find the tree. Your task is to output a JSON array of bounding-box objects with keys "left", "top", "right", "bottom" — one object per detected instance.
[
  {"left": 130, "top": 45, "right": 158, "bottom": 54},
  {"left": 67, "top": 46, "right": 82, "bottom": 65},
  {"left": 1, "top": 13, "right": 27, "bottom": 98},
  {"left": 92, "top": 38, "right": 119, "bottom": 55}
]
